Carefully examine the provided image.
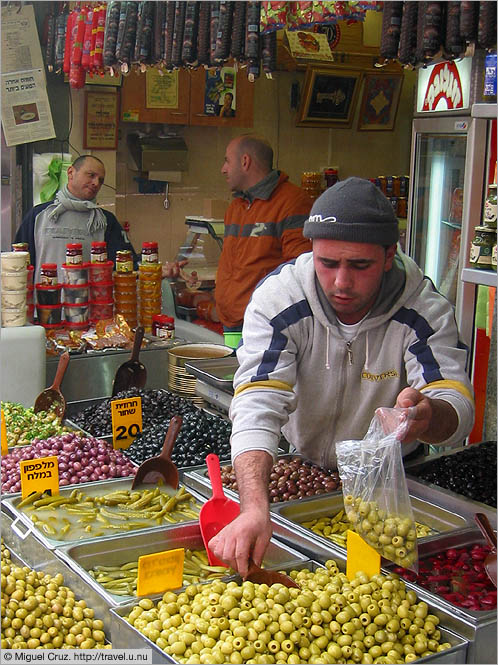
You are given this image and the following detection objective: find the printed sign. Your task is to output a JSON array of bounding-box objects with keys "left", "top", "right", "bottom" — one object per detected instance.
[
  {"left": 146, "top": 68, "right": 178, "bottom": 108},
  {"left": 20, "top": 456, "right": 59, "bottom": 500},
  {"left": 346, "top": 530, "right": 381, "bottom": 580},
  {"left": 1, "top": 409, "right": 7, "bottom": 456},
  {"left": 111, "top": 396, "right": 143, "bottom": 449},
  {"left": 137, "top": 548, "right": 185, "bottom": 597},
  {"left": 416, "top": 58, "right": 472, "bottom": 113}
]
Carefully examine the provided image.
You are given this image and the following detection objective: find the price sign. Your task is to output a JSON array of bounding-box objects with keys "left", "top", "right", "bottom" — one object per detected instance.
[
  {"left": 346, "top": 530, "right": 381, "bottom": 581},
  {"left": 20, "top": 456, "right": 59, "bottom": 500},
  {"left": 111, "top": 396, "right": 142, "bottom": 449},
  {"left": 1, "top": 409, "right": 7, "bottom": 456},
  {"left": 137, "top": 548, "right": 184, "bottom": 597}
]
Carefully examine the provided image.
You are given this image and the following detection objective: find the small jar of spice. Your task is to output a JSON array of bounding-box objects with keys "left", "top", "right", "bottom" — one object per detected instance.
[
  {"left": 91, "top": 241, "right": 107, "bottom": 263},
  {"left": 66, "top": 243, "right": 83, "bottom": 265},
  {"left": 152, "top": 314, "right": 175, "bottom": 339},
  {"left": 142, "top": 241, "right": 159, "bottom": 264},
  {"left": 470, "top": 226, "right": 496, "bottom": 270},
  {"left": 40, "top": 263, "right": 58, "bottom": 285}
]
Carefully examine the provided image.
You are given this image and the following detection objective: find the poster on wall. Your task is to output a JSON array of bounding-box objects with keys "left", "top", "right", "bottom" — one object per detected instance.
[
  {"left": 1, "top": 69, "right": 55, "bottom": 147},
  {"left": 204, "top": 67, "right": 236, "bottom": 117},
  {"left": 146, "top": 69, "right": 179, "bottom": 108},
  {"left": 84, "top": 91, "right": 119, "bottom": 150},
  {"left": 1, "top": 4, "right": 55, "bottom": 147}
]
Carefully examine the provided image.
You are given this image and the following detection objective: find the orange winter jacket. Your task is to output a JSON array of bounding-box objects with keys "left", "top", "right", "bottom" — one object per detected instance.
[{"left": 215, "top": 171, "right": 312, "bottom": 329}]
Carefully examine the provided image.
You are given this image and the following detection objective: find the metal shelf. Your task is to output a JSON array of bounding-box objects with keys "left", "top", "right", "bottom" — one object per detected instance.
[
  {"left": 461, "top": 267, "right": 497, "bottom": 287},
  {"left": 471, "top": 103, "right": 497, "bottom": 118}
]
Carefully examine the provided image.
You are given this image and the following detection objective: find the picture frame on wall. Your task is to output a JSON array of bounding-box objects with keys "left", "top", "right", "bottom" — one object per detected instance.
[
  {"left": 357, "top": 72, "right": 403, "bottom": 131},
  {"left": 297, "top": 66, "right": 363, "bottom": 128},
  {"left": 83, "top": 91, "right": 119, "bottom": 150}
]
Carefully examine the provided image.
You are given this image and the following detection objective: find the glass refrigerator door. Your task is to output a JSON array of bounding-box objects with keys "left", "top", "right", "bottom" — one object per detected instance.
[{"left": 408, "top": 118, "right": 469, "bottom": 305}]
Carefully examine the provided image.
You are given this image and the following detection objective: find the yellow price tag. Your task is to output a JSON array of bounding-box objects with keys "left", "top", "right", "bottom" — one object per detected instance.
[
  {"left": 111, "top": 396, "right": 142, "bottom": 449},
  {"left": 20, "top": 456, "right": 59, "bottom": 500},
  {"left": 346, "top": 530, "right": 381, "bottom": 581},
  {"left": 1, "top": 409, "right": 7, "bottom": 456},
  {"left": 137, "top": 548, "right": 185, "bottom": 597}
]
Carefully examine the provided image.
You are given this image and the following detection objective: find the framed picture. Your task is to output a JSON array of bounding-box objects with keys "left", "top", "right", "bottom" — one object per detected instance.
[
  {"left": 297, "top": 66, "right": 363, "bottom": 127},
  {"left": 357, "top": 72, "right": 403, "bottom": 131},
  {"left": 83, "top": 91, "right": 119, "bottom": 150}
]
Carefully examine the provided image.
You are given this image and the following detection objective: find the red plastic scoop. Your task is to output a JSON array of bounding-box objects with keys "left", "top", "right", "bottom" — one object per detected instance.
[{"left": 199, "top": 453, "right": 240, "bottom": 567}]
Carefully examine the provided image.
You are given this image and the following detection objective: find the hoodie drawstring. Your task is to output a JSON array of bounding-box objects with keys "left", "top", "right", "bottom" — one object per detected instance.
[
  {"left": 325, "top": 327, "right": 330, "bottom": 370},
  {"left": 364, "top": 332, "right": 369, "bottom": 372}
]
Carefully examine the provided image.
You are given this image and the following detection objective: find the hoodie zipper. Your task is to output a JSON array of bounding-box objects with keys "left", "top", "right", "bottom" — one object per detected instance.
[{"left": 346, "top": 341, "right": 353, "bottom": 365}]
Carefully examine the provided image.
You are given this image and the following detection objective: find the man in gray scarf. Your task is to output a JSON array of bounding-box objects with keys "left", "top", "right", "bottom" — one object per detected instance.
[{"left": 15, "top": 155, "right": 138, "bottom": 283}]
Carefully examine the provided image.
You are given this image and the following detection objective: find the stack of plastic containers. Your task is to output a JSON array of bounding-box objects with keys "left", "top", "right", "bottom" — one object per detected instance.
[
  {"left": 114, "top": 250, "right": 137, "bottom": 329},
  {"left": 11, "top": 242, "right": 34, "bottom": 322},
  {"left": 138, "top": 241, "right": 161, "bottom": 333},
  {"left": 61, "top": 246, "right": 89, "bottom": 331},
  {"left": 1, "top": 251, "right": 29, "bottom": 327},
  {"left": 89, "top": 241, "right": 114, "bottom": 322},
  {"left": 36, "top": 263, "right": 63, "bottom": 330}
]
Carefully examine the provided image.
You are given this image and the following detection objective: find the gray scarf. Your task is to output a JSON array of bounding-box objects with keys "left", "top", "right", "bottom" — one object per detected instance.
[{"left": 45, "top": 185, "right": 107, "bottom": 234}]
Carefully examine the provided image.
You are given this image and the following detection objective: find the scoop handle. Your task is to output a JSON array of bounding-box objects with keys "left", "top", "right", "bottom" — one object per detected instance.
[
  {"left": 51, "top": 351, "right": 70, "bottom": 391},
  {"left": 130, "top": 326, "right": 144, "bottom": 362},
  {"left": 160, "top": 415, "right": 183, "bottom": 461},
  {"left": 206, "top": 453, "right": 225, "bottom": 500},
  {"left": 475, "top": 513, "right": 497, "bottom": 550}
]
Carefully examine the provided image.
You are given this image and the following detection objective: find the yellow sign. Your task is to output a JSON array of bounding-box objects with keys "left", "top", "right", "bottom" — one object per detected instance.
[
  {"left": 111, "top": 396, "right": 142, "bottom": 449},
  {"left": 146, "top": 68, "right": 179, "bottom": 108},
  {"left": 137, "top": 548, "right": 185, "bottom": 597},
  {"left": 20, "top": 456, "right": 59, "bottom": 500},
  {"left": 1, "top": 409, "right": 7, "bottom": 456},
  {"left": 346, "top": 530, "right": 381, "bottom": 580}
]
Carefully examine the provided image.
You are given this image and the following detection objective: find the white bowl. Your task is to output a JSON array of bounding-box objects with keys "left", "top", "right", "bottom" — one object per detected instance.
[
  {"left": 1, "top": 306, "right": 27, "bottom": 327},
  {"left": 1, "top": 251, "right": 29, "bottom": 272},
  {"left": 1, "top": 270, "right": 28, "bottom": 291},
  {"left": 1, "top": 290, "right": 27, "bottom": 309}
]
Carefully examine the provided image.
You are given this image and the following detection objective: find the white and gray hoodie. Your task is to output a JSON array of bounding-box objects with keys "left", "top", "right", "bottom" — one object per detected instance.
[{"left": 230, "top": 250, "right": 474, "bottom": 469}]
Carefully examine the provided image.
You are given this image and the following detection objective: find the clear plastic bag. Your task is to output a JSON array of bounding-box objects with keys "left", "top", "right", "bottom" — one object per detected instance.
[{"left": 336, "top": 407, "right": 418, "bottom": 572}]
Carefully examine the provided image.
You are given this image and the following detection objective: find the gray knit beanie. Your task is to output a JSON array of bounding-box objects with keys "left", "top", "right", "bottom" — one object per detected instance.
[{"left": 303, "top": 177, "right": 399, "bottom": 246}]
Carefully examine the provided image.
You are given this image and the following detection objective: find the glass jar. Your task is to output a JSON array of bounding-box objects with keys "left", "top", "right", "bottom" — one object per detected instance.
[
  {"left": 141, "top": 241, "right": 159, "bottom": 264},
  {"left": 40, "top": 263, "right": 58, "bottom": 285},
  {"left": 484, "top": 183, "right": 497, "bottom": 229},
  {"left": 66, "top": 243, "right": 83, "bottom": 265},
  {"left": 469, "top": 226, "right": 496, "bottom": 270},
  {"left": 12, "top": 242, "right": 28, "bottom": 253},
  {"left": 116, "top": 250, "right": 134, "bottom": 273},
  {"left": 152, "top": 314, "right": 175, "bottom": 339},
  {"left": 91, "top": 241, "right": 108, "bottom": 263}
]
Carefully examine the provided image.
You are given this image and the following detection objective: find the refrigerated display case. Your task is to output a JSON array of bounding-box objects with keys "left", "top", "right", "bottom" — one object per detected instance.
[{"left": 406, "top": 56, "right": 497, "bottom": 442}]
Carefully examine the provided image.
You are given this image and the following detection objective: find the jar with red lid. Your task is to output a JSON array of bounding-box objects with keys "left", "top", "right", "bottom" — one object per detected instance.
[
  {"left": 116, "top": 250, "right": 134, "bottom": 273},
  {"left": 40, "top": 263, "right": 58, "bottom": 285},
  {"left": 91, "top": 241, "right": 108, "bottom": 263},
  {"left": 66, "top": 243, "right": 83, "bottom": 265},
  {"left": 152, "top": 314, "right": 175, "bottom": 339},
  {"left": 142, "top": 241, "right": 159, "bottom": 264}
]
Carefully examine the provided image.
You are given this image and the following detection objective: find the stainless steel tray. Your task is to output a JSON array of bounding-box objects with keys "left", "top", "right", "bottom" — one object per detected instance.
[
  {"left": 1, "top": 512, "right": 112, "bottom": 633},
  {"left": 110, "top": 558, "right": 468, "bottom": 664},
  {"left": 54, "top": 522, "right": 309, "bottom": 609},
  {"left": 2, "top": 478, "right": 206, "bottom": 550},
  {"left": 182, "top": 453, "right": 342, "bottom": 505},
  {"left": 184, "top": 356, "right": 239, "bottom": 392}
]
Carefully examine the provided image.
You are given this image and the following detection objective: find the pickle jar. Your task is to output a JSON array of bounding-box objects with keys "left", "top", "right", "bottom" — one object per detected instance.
[
  {"left": 116, "top": 250, "right": 134, "bottom": 273},
  {"left": 469, "top": 226, "right": 496, "bottom": 270}
]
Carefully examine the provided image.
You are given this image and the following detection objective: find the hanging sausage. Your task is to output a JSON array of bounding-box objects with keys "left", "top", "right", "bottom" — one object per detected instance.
[
  {"left": 397, "top": 1, "right": 418, "bottom": 67},
  {"left": 379, "top": 1, "right": 403, "bottom": 61},
  {"left": 209, "top": 2, "right": 221, "bottom": 67},
  {"left": 213, "top": 1, "right": 234, "bottom": 64},
  {"left": 171, "top": 1, "right": 187, "bottom": 68},
  {"left": 196, "top": 1, "right": 211, "bottom": 67},
  {"left": 261, "top": 30, "right": 277, "bottom": 78},
  {"left": 245, "top": 1, "right": 261, "bottom": 81},
  {"left": 230, "top": 0, "right": 246, "bottom": 62},
  {"left": 153, "top": 1, "right": 165, "bottom": 65},
  {"left": 115, "top": 2, "right": 139, "bottom": 72},
  {"left": 103, "top": 1, "right": 121, "bottom": 70},
  {"left": 43, "top": 4, "right": 56, "bottom": 73},
  {"left": 477, "top": 0, "right": 497, "bottom": 50},
  {"left": 182, "top": 1, "right": 200, "bottom": 66},
  {"left": 444, "top": 2, "right": 465, "bottom": 60},
  {"left": 93, "top": 4, "right": 106, "bottom": 72},
  {"left": 54, "top": 6, "right": 68, "bottom": 74},
  {"left": 415, "top": 2, "right": 445, "bottom": 66},
  {"left": 459, "top": 1, "right": 479, "bottom": 44},
  {"left": 81, "top": 7, "right": 94, "bottom": 71},
  {"left": 163, "top": 1, "right": 176, "bottom": 70}
]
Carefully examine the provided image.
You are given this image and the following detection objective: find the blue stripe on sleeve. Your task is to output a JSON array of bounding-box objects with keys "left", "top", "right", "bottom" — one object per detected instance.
[
  {"left": 251, "top": 299, "right": 313, "bottom": 381},
  {"left": 391, "top": 307, "right": 443, "bottom": 383}
]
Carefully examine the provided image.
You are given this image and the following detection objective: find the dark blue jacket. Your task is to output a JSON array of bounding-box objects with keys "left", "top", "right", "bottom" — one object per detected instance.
[{"left": 15, "top": 201, "right": 139, "bottom": 268}]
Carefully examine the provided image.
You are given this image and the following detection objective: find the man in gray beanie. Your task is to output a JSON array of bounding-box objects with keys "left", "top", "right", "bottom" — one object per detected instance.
[{"left": 209, "top": 176, "right": 474, "bottom": 576}]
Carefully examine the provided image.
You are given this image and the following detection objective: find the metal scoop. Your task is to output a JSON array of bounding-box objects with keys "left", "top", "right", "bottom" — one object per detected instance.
[
  {"left": 34, "top": 351, "right": 69, "bottom": 420},
  {"left": 475, "top": 513, "right": 497, "bottom": 587},
  {"left": 200, "top": 453, "right": 299, "bottom": 588},
  {"left": 131, "top": 416, "right": 182, "bottom": 490}
]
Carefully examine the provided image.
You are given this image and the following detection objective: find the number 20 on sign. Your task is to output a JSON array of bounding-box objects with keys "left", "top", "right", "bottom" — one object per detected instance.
[{"left": 111, "top": 396, "right": 143, "bottom": 449}]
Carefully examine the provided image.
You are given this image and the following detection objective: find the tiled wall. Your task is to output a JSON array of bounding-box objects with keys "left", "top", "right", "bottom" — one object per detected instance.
[{"left": 70, "top": 68, "right": 417, "bottom": 263}]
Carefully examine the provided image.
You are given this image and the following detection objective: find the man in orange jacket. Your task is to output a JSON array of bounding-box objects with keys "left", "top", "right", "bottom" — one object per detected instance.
[{"left": 215, "top": 134, "right": 312, "bottom": 344}]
